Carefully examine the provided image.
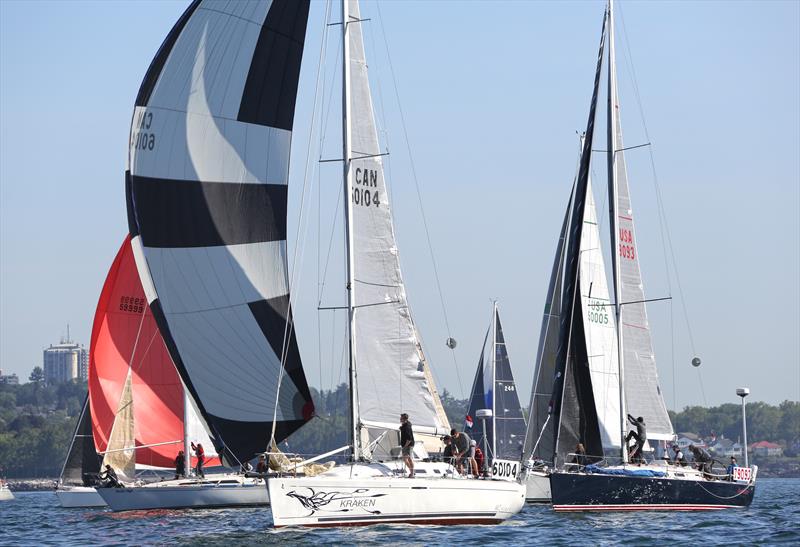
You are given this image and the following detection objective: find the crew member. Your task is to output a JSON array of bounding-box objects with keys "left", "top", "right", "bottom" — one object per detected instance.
[
  {"left": 400, "top": 413, "right": 415, "bottom": 478},
  {"left": 191, "top": 441, "right": 205, "bottom": 479},
  {"left": 625, "top": 415, "right": 647, "bottom": 464},
  {"left": 174, "top": 450, "right": 185, "bottom": 479}
]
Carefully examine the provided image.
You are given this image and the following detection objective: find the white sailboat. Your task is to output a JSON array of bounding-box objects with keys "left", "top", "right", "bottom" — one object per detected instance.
[
  {"left": 109, "top": 0, "right": 318, "bottom": 511},
  {"left": 93, "top": 238, "right": 267, "bottom": 511},
  {"left": 267, "top": 0, "right": 525, "bottom": 527},
  {"left": 532, "top": 0, "right": 757, "bottom": 510},
  {"left": 0, "top": 480, "right": 13, "bottom": 502},
  {"left": 466, "top": 303, "right": 527, "bottom": 479},
  {"left": 55, "top": 394, "right": 105, "bottom": 508}
]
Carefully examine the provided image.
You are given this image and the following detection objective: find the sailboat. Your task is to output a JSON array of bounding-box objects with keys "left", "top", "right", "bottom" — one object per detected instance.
[
  {"left": 267, "top": 0, "right": 525, "bottom": 527},
  {"left": 520, "top": 139, "right": 621, "bottom": 503},
  {"left": 93, "top": 237, "right": 268, "bottom": 511},
  {"left": 55, "top": 394, "right": 104, "bottom": 507},
  {"left": 107, "top": 0, "right": 317, "bottom": 511},
  {"left": 538, "top": 0, "right": 757, "bottom": 510},
  {"left": 466, "top": 303, "right": 527, "bottom": 479}
]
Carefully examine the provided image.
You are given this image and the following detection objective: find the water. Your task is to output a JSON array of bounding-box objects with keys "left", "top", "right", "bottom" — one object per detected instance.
[{"left": 1, "top": 479, "right": 797, "bottom": 546}]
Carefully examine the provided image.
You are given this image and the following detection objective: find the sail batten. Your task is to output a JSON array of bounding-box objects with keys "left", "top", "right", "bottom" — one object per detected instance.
[{"left": 125, "top": 0, "right": 314, "bottom": 463}]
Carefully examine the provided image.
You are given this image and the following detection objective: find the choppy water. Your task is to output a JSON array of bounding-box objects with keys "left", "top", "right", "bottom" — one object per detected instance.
[{"left": 1, "top": 479, "right": 797, "bottom": 546}]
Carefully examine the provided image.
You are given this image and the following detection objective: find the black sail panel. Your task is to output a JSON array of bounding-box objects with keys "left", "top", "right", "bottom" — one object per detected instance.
[
  {"left": 60, "top": 394, "right": 101, "bottom": 486},
  {"left": 549, "top": 9, "right": 608, "bottom": 467},
  {"left": 125, "top": 0, "right": 314, "bottom": 464},
  {"left": 466, "top": 326, "right": 491, "bottom": 454}
]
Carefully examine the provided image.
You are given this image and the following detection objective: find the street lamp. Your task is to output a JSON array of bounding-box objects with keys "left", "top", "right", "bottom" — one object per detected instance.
[{"left": 736, "top": 387, "right": 750, "bottom": 467}]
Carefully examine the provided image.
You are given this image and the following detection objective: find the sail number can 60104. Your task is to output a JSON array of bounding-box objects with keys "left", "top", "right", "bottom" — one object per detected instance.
[{"left": 491, "top": 459, "right": 519, "bottom": 481}]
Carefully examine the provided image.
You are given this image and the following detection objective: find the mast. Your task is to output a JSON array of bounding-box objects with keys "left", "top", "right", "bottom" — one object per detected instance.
[
  {"left": 183, "top": 388, "right": 191, "bottom": 477},
  {"left": 491, "top": 301, "right": 497, "bottom": 460},
  {"left": 342, "top": 0, "right": 361, "bottom": 462},
  {"left": 606, "top": 0, "right": 628, "bottom": 464}
]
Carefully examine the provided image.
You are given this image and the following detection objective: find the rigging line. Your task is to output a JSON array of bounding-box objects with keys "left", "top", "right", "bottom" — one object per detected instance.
[
  {"left": 375, "top": 1, "right": 464, "bottom": 399},
  {"left": 271, "top": 0, "right": 332, "bottom": 444},
  {"left": 618, "top": 3, "right": 703, "bottom": 405}
]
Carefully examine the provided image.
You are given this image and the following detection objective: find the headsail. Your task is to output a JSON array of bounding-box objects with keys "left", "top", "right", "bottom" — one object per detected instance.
[
  {"left": 60, "top": 395, "right": 101, "bottom": 486},
  {"left": 88, "top": 236, "right": 219, "bottom": 470},
  {"left": 606, "top": 6, "right": 673, "bottom": 441},
  {"left": 125, "top": 0, "right": 315, "bottom": 463},
  {"left": 523, "top": 195, "right": 570, "bottom": 464},
  {"left": 549, "top": 9, "right": 609, "bottom": 467},
  {"left": 579, "top": 180, "right": 621, "bottom": 452},
  {"left": 346, "top": 0, "right": 449, "bottom": 440}
]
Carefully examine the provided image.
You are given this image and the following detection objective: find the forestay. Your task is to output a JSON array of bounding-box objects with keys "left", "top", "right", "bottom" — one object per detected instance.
[
  {"left": 607, "top": 35, "right": 673, "bottom": 441},
  {"left": 125, "top": 0, "right": 315, "bottom": 463},
  {"left": 346, "top": 0, "right": 449, "bottom": 438}
]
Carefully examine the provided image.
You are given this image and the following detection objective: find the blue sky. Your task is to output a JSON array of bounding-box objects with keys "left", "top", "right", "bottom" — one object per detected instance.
[{"left": 1, "top": 0, "right": 798, "bottom": 411}]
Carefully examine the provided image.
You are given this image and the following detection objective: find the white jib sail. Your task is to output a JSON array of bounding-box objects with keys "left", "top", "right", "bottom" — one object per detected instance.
[
  {"left": 579, "top": 179, "right": 621, "bottom": 451},
  {"left": 347, "top": 0, "right": 449, "bottom": 438}
]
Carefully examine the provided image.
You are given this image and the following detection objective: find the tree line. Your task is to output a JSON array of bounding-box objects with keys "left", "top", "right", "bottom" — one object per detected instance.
[{"left": 0, "top": 378, "right": 796, "bottom": 477}]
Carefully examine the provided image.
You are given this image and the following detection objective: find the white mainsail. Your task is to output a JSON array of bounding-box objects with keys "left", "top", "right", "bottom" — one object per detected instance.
[
  {"left": 607, "top": 15, "right": 673, "bottom": 441},
  {"left": 346, "top": 0, "right": 449, "bottom": 440}
]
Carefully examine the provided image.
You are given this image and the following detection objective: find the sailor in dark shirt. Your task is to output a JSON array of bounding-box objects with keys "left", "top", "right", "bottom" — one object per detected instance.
[
  {"left": 625, "top": 415, "right": 647, "bottom": 463},
  {"left": 174, "top": 450, "right": 186, "bottom": 479},
  {"left": 689, "top": 444, "right": 713, "bottom": 478},
  {"left": 451, "top": 428, "right": 472, "bottom": 474},
  {"left": 400, "top": 413, "right": 415, "bottom": 478},
  {"left": 99, "top": 464, "right": 121, "bottom": 488},
  {"left": 442, "top": 435, "right": 456, "bottom": 466}
]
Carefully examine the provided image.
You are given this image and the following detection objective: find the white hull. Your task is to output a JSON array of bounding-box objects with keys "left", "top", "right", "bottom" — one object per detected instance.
[
  {"left": 56, "top": 486, "right": 106, "bottom": 507},
  {"left": 0, "top": 485, "right": 13, "bottom": 501},
  {"left": 96, "top": 474, "right": 268, "bottom": 512},
  {"left": 523, "top": 470, "right": 551, "bottom": 502},
  {"left": 268, "top": 462, "right": 525, "bottom": 527}
]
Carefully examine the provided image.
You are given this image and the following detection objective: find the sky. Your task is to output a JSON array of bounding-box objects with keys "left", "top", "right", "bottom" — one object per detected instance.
[{"left": 1, "top": 0, "right": 798, "bottom": 412}]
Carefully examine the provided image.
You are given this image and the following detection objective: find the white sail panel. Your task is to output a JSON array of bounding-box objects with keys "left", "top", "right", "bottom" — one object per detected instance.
[
  {"left": 347, "top": 0, "right": 448, "bottom": 435},
  {"left": 610, "top": 62, "right": 673, "bottom": 440},
  {"left": 579, "top": 180, "right": 621, "bottom": 451}
]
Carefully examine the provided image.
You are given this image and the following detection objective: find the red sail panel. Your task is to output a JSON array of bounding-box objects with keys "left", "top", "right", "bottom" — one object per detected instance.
[{"left": 89, "top": 236, "right": 219, "bottom": 469}]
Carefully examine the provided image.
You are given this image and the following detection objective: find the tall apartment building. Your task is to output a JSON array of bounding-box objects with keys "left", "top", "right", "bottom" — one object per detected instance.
[{"left": 43, "top": 339, "right": 88, "bottom": 384}]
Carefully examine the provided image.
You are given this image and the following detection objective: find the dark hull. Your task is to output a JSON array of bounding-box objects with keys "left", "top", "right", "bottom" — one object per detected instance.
[{"left": 550, "top": 471, "right": 755, "bottom": 511}]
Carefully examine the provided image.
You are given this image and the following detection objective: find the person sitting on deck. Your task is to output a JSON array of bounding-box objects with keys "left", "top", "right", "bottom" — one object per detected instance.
[
  {"left": 474, "top": 443, "right": 486, "bottom": 477},
  {"left": 671, "top": 445, "right": 688, "bottom": 466},
  {"left": 625, "top": 415, "right": 647, "bottom": 464},
  {"left": 99, "top": 464, "right": 122, "bottom": 488},
  {"left": 726, "top": 456, "right": 738, "bottom": 481},
  {"left": 256, "top": 454, "right": 269, "bottom": 474},
  {"left": 570, "top": 443, "right": 588, "bottom": 470},
  {"left": 442, "top": 435, "right": 456, "bottom": 467}
]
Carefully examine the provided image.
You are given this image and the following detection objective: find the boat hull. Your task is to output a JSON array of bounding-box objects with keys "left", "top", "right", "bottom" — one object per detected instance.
[
  {"left": 96, "top": 476, "right": 269, "bottom": 511},
  {"left": 550, "top": 470, "right": 755, "bottom": 511},
  {"left": 0, "top": 486, "right": 13, "bottom": 501},
  {"left": 56, "top": 486, "right": 106, "bottom": 508},
  {"left": 523, "top": 470, "right": 551, "bottom": 503},
  {"left": 268, "top": 463, "right": 526, "bottom": 527}
]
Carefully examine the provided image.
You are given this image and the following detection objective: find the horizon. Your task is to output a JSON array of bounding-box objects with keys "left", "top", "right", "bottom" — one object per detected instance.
[{"left": 1, "top": 0, "right": 798, "bottom": 413}]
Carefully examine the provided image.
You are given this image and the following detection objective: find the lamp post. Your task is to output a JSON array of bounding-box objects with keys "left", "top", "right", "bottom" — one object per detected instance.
[{"left": 736, "top": 387, "right": 750, "bottom": 467}]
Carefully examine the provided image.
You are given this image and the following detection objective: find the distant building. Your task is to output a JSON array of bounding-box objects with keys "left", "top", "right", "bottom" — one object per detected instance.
[
  {"left": 0, "top": 369, "right": 19, "bottom": 385},
  {"left": 676, "top": 432, "right": 706, "bottom": 450},
  {"left": 43, "top": 337, "right": 88, "bottom": 385},
  {"left": 750, "top": 441, "right": 783, "bottom": 458},
  {"left": 709, "top": 438, "right": 742, "bottom": 458}
]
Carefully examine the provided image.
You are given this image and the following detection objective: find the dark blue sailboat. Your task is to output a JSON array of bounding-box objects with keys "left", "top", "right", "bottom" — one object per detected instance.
[
  {"left": 466, "top": 303, "right": 527, "bottom": 479},
  {"left": 544, "top": 0, "right": 756, "bottom": 511}
]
